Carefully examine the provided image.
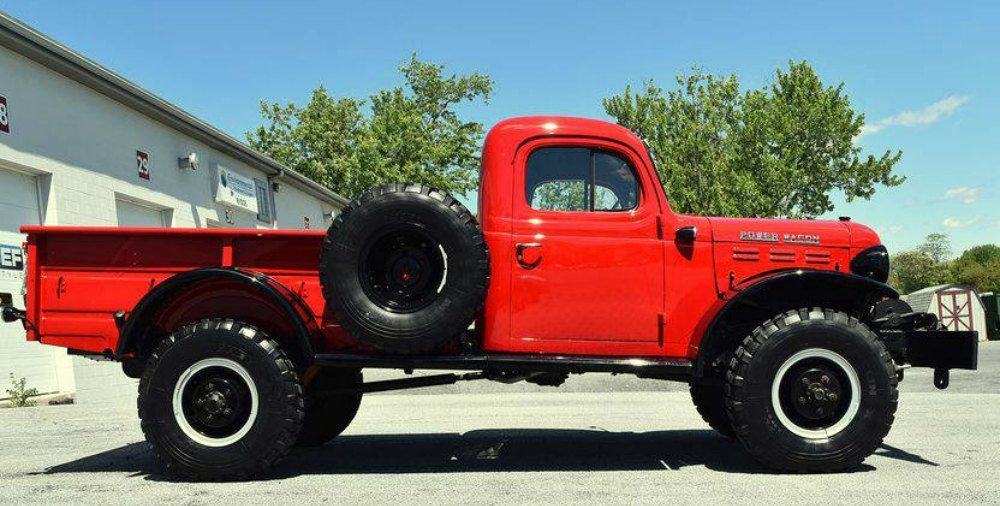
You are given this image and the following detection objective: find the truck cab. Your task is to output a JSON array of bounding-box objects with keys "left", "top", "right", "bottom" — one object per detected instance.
[{"left": 478, "top": 117, "right": 884, "bottom": 361}]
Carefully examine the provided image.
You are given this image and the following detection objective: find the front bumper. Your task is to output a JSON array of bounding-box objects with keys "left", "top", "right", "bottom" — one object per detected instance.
[{"left": 879, "top": 329, "right": 978, "bottom": 389}]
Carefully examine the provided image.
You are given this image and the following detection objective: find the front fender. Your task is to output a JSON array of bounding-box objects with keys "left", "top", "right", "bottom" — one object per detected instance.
[{"left": 693, "top": 269, "right": 898, "bottom": 377}]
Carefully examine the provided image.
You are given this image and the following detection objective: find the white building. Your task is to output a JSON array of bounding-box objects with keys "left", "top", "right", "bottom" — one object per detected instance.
[
  {"left": 0, "top": 12, "right": 347, "bottom": 404},
  {"left": 902, "top": 284, "right": 989, "bottom": 341}
]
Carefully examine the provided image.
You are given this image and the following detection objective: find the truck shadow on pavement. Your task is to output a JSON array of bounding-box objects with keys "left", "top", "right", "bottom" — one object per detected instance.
[{"left": 38, "top": 428, "right": 936, "bottom": 481}]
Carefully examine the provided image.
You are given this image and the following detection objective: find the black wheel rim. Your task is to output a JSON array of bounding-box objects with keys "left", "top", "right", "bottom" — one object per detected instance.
[
  {"left": 777, "top": 357, "right": 852, "bottom": 431},
  {"left": 180, "top": 366, "right": 254, "bottom": 440},
  {"left": 359, "top": 227, "right": 446, "bottom": 313}
]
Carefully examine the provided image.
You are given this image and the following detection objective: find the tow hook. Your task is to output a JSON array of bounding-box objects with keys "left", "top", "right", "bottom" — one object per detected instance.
[
  {"left": 933, "top": 369, "right": 950, "bottom": 390},
  {"left": 1, "top": 304, "right": 26, "bottom": 324}
]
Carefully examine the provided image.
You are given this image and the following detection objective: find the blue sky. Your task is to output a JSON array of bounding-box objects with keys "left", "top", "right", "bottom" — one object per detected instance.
[{"left": 3, "top": 0, "right": 997, "bottom": 254}]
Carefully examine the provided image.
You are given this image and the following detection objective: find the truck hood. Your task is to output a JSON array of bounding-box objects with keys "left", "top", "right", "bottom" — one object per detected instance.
[{"left": 707, "top": 217, "right": 853, "bottom": 248}]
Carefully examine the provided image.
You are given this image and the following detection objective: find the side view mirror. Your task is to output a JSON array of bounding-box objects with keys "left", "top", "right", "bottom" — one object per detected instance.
[{"left": 675, "top": 226, "right": 697, "bottom": 243}]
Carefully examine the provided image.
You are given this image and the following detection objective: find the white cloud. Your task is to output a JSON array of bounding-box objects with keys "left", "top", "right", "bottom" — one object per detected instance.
[
  {"left": 943, "top": 186, "right": 981, "bottom": 204},
  {"left": 875, "top": 224, "right": 904, "bottom": 235},
  {"left": 860, "top": 95, "right": 969, "bottom": 137},
  {"left": 942, "top": 215, "right": 981, "bottom": 228}
]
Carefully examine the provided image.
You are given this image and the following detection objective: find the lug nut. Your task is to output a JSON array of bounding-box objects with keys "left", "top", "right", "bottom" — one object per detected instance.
[{"left": 821, "top": 375, "right": 830, "bottom": 384}]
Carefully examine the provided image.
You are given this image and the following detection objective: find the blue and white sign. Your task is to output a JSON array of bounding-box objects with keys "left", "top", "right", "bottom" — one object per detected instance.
[
  {"left": 0, "top": 243, "right": 24, "bottom": 283},
  {"left": 214, "top": 165, "right": 259, "bottom": 214}
]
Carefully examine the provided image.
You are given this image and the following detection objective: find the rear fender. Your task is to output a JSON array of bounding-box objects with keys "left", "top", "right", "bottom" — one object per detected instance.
[
  {"left": 693, "top": 269, "right": 898, "bottom": 377},
  {"left": 116, "top": 268, "right": 317, "bottom": 364}
]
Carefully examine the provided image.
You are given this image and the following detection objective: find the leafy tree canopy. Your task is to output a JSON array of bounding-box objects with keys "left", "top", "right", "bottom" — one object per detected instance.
[
  {"left": 248, "top": 55, "right": 492, "bottom": 199},
  {"left": 603, "top": 61, "right": 904, "bottom": 218},
  {"left": 889, "top": 234, "right": 999, "bottom": 295},
  {"left": 951, "top": 244, "right": 1000, "bottom": 294},
  {"left": 918, "top": 232, "right": 951, "bottom": 263},
  {"left": 888, "top": 249, "right": 951, "bottom": 294}
]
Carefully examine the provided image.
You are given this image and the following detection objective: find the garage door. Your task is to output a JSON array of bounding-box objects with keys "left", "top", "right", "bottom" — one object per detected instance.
[
  {"left": 115, "top": 198, "right": 166, "bottom": 227},
  {"left": 0, "top": 168, "right": 67, "bottom": 396}
]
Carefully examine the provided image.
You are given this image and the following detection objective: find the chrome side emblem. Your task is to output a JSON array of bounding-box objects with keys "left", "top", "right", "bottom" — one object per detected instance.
[
  {"left": 739, "top": 231, "right": 821, "bottom": 245},
  {"left": 783, "top": 233, "right": 821, "bottom": 245},
  {"left": 739, "top": 231, "right": 779, "bottom": 243}
]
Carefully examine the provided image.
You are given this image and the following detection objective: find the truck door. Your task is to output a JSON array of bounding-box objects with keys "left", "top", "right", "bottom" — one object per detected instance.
[{"left": 509, "top": 140, "right": 665, "bottom": 351}]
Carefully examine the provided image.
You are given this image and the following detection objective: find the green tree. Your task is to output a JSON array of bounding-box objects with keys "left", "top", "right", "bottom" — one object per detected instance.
[
  {"left": 951, "top": 244, "right": 1000, "bottom": 294},
  {"left": 603, "top": 61, "right": 904, "bottom": 217},
  {"left": 888, "top": 233, "right": 958, "bottom": 294},
  {"left": 918, "top": 232, "right": 952, "bottom": 263},
  {"left": 888, "top": 250, "right": 951, "bottom": 294},
  {"left": 248, "top": 55, "right": 492, "bottom": 199}
]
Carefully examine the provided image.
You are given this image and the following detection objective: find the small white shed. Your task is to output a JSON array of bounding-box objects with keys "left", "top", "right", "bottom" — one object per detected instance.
[{"left": 902, "top": 284, "right": 989, "bottom": 341}]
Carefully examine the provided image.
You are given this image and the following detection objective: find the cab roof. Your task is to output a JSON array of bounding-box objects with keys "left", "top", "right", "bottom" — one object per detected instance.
[{"left": 483, "top": 116, "right": 648, "bottom": 160}]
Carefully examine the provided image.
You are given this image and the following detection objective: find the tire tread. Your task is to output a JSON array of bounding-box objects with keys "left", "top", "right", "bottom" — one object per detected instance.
[
  {"left": 724, "top": 307, "right": 898, "bottom": 473},
  {"left": 137, "top": 318, "right": 304, "bottom": 481},
  {"left": 320, "top": 184, "right": 489, "bottom": 353}
]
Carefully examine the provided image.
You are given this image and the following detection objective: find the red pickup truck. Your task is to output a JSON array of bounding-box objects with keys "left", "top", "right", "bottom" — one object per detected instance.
[{"left": 2, "top": 116, "right": 977, "bottom": 480}]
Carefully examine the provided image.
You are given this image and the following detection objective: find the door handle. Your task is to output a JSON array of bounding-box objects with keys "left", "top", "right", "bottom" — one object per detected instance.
[{"left": 515, "top": 242, "right": 543, "bottom": 269}]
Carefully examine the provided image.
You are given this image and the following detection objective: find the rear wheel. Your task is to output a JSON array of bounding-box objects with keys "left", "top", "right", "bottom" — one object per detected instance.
[
  {"left": 138, "top": 319, "right": 304, "bottom": 480},
  {"left": 320, "top": 184, "right": 489, "bottom": 353},
  {"left": 725, "top": 308, "right": 898, "bottom": 473},
  {"left": 296, "top": 368, "right": 363, "bottom": 447}
]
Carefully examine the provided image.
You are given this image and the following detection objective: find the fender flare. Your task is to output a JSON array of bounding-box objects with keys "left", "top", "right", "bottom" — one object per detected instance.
[
  {"left": 115, "top": 268, "right": 316, "bottom": 361},
  {"left": 694, "top": 269, "right": 898, "bottom": 376}
]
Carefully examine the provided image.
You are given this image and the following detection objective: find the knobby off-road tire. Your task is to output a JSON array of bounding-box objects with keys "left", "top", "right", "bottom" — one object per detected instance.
[
  {"left": 295, "top": 368, "right": 363, "bottom": 447},
  {"left": 725, "top": 308, "right": 898, "bottom": 473},
  {"left": 137, "top": 319, "right": 304, "bottom": 481},
  {"left": 320, "top": 184, "right": 489, "bottom": 353},
  {"left": 690, "top": 382, "right": 735, "bottom": 438}
]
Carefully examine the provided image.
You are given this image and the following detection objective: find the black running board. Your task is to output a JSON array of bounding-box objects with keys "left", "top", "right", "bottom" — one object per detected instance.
[{"left": 312, "top": 353, "right": 693, "bottom": 381}]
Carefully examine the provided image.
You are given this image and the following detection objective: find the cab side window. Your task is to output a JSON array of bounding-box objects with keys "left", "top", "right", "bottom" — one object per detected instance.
[{"left": 525, "top": 147, "right": 639, "bottom": 212}]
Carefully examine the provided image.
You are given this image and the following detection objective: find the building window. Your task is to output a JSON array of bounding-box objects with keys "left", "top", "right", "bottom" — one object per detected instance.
[{"left": 254, "top": 178, "right": 273, "bottom": 224}]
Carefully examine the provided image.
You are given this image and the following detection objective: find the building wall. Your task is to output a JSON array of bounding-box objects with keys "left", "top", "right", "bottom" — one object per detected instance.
[
  {"left": 0, "top": 46, "right": 335, "bottom": 230},
  {"left": 0, "top": 45, "right": 339, "bottom": 403}
]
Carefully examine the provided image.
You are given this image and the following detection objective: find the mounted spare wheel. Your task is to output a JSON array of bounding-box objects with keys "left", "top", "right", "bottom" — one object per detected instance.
[{"left": 320, "top": 184, "right": 489, "bottom": 353}]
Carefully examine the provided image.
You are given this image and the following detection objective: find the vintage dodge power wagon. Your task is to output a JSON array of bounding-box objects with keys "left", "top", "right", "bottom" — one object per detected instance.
[{"left": 2, "top": 116, "right": 978, "bottom": 480}]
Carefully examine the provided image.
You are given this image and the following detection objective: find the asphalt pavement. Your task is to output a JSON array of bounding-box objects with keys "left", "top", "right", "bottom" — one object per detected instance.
[{"left": 1, "top": 342, "right": 998, "bottom": 504}]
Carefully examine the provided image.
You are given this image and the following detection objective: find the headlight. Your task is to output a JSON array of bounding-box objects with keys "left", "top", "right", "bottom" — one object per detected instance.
[{"left": 850, "top": 245, "right": 889, "bottom": 283}]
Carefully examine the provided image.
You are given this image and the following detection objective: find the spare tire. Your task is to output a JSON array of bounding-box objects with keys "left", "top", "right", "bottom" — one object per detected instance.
[{"left": 320, "top": 184, "right": 489, "bottom": 353}]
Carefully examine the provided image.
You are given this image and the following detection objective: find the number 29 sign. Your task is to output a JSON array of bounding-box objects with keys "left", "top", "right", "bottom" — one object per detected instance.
[
  {"left": 137, "top": 150, "right": 150, "bottom": 180},
  {"left": 0, "top": 95, "right": 10, "bottom": 134}
]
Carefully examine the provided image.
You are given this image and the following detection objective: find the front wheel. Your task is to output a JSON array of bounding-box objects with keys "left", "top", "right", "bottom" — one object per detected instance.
[
  {"left": 690, "top": 382, "right": 734, "bottom": 438},
  {"left": 138, "top": 319, "right": 304, "bottom": 480},
  {"left": 725, "top": 308, "right": 898, "bottom": 473}
]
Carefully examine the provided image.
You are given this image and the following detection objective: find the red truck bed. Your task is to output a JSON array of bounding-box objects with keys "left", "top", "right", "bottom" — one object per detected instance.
[{"left": 21, "top": 226, "right": 339, "bottom": 355}]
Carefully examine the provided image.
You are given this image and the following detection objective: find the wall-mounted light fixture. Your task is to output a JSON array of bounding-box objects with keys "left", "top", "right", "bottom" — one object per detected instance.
[{"left": 178, "top": 152, "right": 199, "bottom": 171}]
